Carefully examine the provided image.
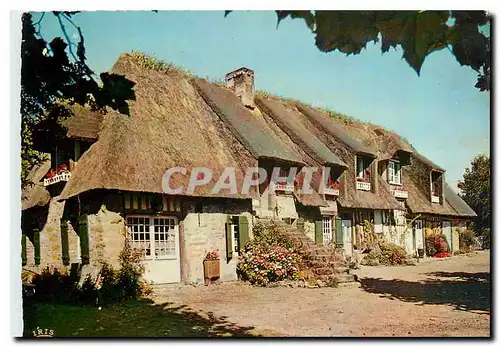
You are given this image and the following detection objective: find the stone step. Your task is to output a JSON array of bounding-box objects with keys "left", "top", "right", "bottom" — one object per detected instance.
[
  {"left": 312, "top": 267, "right": 336, "bottom": 276},
  {"left": 306, "top": 260, "right": 339, "bottom": 268},
  {"left": 336, "top": 273, "right": 357, "bottom": 283}
]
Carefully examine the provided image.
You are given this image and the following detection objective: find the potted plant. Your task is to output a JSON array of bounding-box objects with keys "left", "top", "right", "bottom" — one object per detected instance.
[{"left": 203, "top": 250, "right": 220, "bottom": 285}]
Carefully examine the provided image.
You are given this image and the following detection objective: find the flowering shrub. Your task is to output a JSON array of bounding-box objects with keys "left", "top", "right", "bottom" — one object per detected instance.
[
  {"left": 435, "top": 252, "right": 451, "bottom": 258},
  {"left": 237, "top": 244, "right": 300, "bottom": 286},
  {"left": 27, "top": 231, "right": 152, "bottom": 306},
  {"left": 205, "top": 250, "right": 219, "bottom": 260},
  {"left": 425, "top": 234, "right": 449, "bottom": 256},
  {"left": 379, "top": 242, "right": 406, "bottom": 265},
  {"left": 237, "top": 222, "right": 302, "bottom": 286},
  {"left": 459, "top": 229, "right": 475, "bottom": 251}
]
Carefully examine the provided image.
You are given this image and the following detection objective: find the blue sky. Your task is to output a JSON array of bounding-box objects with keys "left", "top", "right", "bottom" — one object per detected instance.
[{"left": 34, "top": 11, "right": 490, "bottom": 190}]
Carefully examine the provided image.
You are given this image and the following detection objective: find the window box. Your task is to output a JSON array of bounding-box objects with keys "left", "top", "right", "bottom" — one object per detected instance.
[
  {"left": 272, "top": 182, "right": 294, "bottom": 192},
  {"left": 324, "top": 187, "right": 340, "bottom": 196},
  {"left": 356, "top": 181, "right": 371, "bottom": 191},
  {"left": 391, "top": 185, "right": 408, "bottom": 199},
  {"left": 324, "top": 180, "right": 340, "bottom": 196},
  {"left": 43, "top": 170, "right": 71, "bottom": 186},
  {"left": 431, "top": 195, "right": 440, "bottom": 203}
]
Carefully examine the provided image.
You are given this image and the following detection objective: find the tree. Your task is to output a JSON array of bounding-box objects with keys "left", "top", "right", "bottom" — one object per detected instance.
[
  {"left": 226, "top": 10, "right": 491, "bottom": 91},
  {"left": 20, "top": 12, "right": 135, "bottom": 188},
  {"left": 457, "top": 155, "right": 490, "bottom": 235}
]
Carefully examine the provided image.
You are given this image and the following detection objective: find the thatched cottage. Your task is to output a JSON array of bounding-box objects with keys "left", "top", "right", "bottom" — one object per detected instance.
[{"left": 21, "top": 52, "right": 476, "bottom": 284}]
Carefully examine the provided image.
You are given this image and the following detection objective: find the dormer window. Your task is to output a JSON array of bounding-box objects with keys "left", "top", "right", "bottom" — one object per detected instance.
[
  {"left": 272, "top": 166, "right": 294, "bottom": 192},
  {"left": 430, "top": 171, "right": 442, "bottom": 204},
  {"left": 278, "top": 167, "right": 289, "bottom": 180},
  {"left": 356, "top": 156, "right": 372, "bottom": 191},
  {"left": 356, "top": 156, "right": 371, "bottom": 182},
  {"left": 388, "top": 160, "right": 402, "bottom": 185},
  {"left": 323, "top": 167, "right": 341, "bottom": 196}
]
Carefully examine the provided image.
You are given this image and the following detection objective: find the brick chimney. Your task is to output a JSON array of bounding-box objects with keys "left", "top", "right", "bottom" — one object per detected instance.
[{"left": 225, "top": 67, "right": 255, "bottom": 109}]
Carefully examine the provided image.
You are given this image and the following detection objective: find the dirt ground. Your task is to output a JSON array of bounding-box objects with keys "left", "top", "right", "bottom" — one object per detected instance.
[{"left": 153, "top": 251, "right": 491, "bottom": 337}]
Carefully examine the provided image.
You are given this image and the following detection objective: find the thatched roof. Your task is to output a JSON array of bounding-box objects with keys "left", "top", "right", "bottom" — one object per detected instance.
[
  {"left": 60, "top": 104, "right": 103, "bottom": 141},
  {"left": 255, "top": 97, "right": 346, "bottom": 168},
  {"left": 403, "top": 171, "right": 458, "bottom": 216},
  {"left": 263, "top": 100, "right": 400, "bottom": 210},
  {"left": 59, "top": 53, "right": 260, "bottom": 200},
  {"left": 296, "top": 103, "right": 376, "bottom": 157},
  {"left": 412, "top": 152, "right": 444, "bottom": 172},
  {"left": 22, "top": 156, "right": 51, "bottom": 211},
  {"left": 333, "top": 122, "right": 413, "bottom": 161},
  {"left": 444, "top": 183, "right": 477, "bottom": 217},
  {"left": 356, "top": 125, "right": 474, "bottom": 218},
  {"left": 193, "top": 78, "right": 304, "bottom": 166}
]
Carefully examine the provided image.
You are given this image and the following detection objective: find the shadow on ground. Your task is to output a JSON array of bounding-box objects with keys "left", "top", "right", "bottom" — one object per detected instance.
[
  {"left": 22, "top": 298, "right": 268, "bottom": 337},
  {"left": 359, "top": 271, "right": 490, "bottom": 314}
]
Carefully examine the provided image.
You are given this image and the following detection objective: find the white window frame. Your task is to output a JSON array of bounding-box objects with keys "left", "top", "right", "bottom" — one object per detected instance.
[
  {"left": 388, "top": 160, "right": 402, "bottom": 185},
  {"left": 126, "top": 215, "right": 179, "bottom": 260},
  {"left": 322, "top": 217, "right": 332, "bottom": 245},
  {"left": 356, "top": 157, "right": 365, "bottom": 179},
  {"left": 231, "top": 222, "right": 240, "bottom": 254}
]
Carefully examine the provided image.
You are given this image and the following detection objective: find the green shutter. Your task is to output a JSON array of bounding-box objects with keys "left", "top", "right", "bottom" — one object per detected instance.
[
  {"left": 79, "top": 215, "right": 90, "bottom": 265},
  {"left": 238, "top": 216, "right": 249, "bottom": 251},
  {"left": 315, "top": 220, "right": 323, "bottom": 245},
  {"left": 21, "top": 234, "right": 27, "bottom": 266},
  {"left": 33, "top": 229, "right": 40, "bottom": 265},
  {"left": 297, "top": 218, "right": 305, "bottom": 234},
  {"left": 225, "top": 218, "right": 233, "bottom": 262},
  {"left": 60, "top": 219, "right": 70, "bottom": 266},
  {"left": 335, "top": 216, "right": 344, "bottom": 247}
]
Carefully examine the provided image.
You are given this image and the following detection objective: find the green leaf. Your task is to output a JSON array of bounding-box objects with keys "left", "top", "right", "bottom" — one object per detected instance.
[
  {"left": 399, "top": 11, "right": 449, "bottom": 75},
  {"left": 314, "top": 11, "right": 379, "bottom": 55},
  {"left": 276, "top": 11, "right": 315, "bottom": 31}
]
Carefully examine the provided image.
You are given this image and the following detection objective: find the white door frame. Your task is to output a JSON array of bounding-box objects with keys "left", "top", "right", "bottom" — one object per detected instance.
[{"left": 341, "top": 219, "right": 353, "bottom": 258}]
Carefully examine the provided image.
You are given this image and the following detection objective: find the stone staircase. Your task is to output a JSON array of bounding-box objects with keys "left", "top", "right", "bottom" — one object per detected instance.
[{"left": 260, "top": 219, "right": 356, "bottom": 285}]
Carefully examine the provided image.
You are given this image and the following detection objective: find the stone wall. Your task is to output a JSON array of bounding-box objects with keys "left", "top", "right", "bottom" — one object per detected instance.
[
  {"left": 87, "top": 205, "right": 126, "bottom": 269},
  {"left": 23, "top": 199, "right": 65, "bottom": 271},
  {"left": 181, "top": 199, "right": 253, "bottom": 284}
]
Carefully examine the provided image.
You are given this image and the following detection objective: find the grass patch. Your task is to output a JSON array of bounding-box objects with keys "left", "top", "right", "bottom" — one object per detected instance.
[{"left": 22, "top": 299, "right": 268, "bottom": 337}]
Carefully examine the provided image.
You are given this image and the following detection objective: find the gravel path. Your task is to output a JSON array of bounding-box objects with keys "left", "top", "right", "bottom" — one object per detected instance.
[{"left": 153, "top": 251, "right": 490, "bottom": 337}]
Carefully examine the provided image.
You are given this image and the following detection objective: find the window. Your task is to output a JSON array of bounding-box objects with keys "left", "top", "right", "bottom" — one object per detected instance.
[
  {"left": 277, "top": 167, "right": 291, "bottom": 183},
  {"left": 388, "top": 160, "right": 402, "bottom": 185},
  {"left": 356, "top": 157, "right": 365, "bottom": 179},
  {"left": 127, "top": 216, "right": 151, "bottom": 257},
  {"left": 55, "top": 147, "right": 70, "bottom": 168},
  {"left": 322, "top": 217, "right": 332, "bottom": 245},
  {"left": 153, "top": 217, "right": 177, "bottom": 257},
  {"left": 126, "top": 216, "right": 177, "bottom": 259}
]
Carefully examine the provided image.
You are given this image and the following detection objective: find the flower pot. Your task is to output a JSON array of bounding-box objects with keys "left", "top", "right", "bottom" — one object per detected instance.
[
  {"left": 203, "top": 259, "right": 220, "bottom": 285},
  {"left": 417, "top": 248, "right": 424, "bottom": 258}
]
